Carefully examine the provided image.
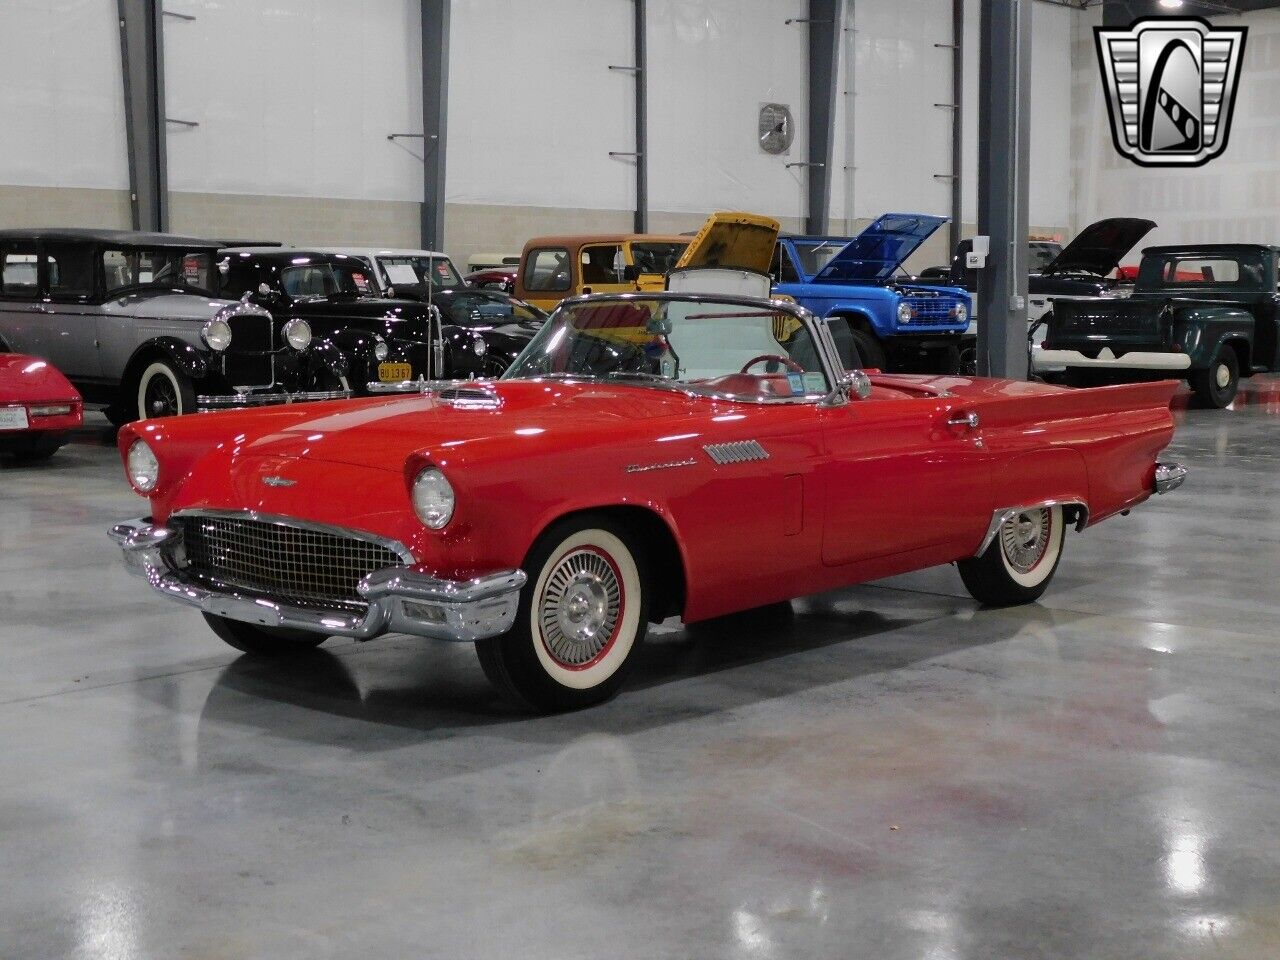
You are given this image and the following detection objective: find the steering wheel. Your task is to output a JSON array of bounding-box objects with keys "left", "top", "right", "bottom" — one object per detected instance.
[{"left": 740, "top": 354, "right": 805, "bottom": 375}]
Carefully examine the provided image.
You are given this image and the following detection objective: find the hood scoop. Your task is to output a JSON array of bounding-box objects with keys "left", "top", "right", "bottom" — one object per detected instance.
[{"left": 437, "top": 386, "right": 502, "bottom": 410}]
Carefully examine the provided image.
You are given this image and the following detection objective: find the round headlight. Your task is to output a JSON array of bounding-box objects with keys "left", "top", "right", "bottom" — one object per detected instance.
[
  {"left": 412, "top": 467, "right": 455, "bottom": 529},
  {"left": 126, "top": 439, "right": 159, "bottom": 494},
  {"left": 373, "top": 337, "right": 389, "bottom": 361},
  {"left": 953, "top": 303, "right": 968, "bottom": 324},
  {"left": 472, "top": 336, "right": 487, "bottom": 357},
  {"left": 897, "top": 301, "right": 914, "bottom": 324},
  {"left": 283, "top": 318, "right": 312, "bottom": 351},
  {"left": 201, "top": 318, "right": 232, "bottom": 352}
]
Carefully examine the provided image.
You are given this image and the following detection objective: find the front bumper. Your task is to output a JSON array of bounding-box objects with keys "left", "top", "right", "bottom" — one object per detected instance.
[
  {"left": 1033, "top": 347, "right": 1191, "bottom": 371},
  {"left": 107, "top": 518, "right": 526, "bottom": 643},
  {"left": 196, "top": 388, "right": 351, "bottom": 411}
]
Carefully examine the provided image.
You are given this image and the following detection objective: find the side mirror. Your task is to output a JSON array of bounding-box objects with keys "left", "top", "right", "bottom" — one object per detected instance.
[
  {"left": 822, "top": 370, "right": 872, "bottom": 407},
  {"left": 622, "top": 264, "right": 640, "bottom": 282}
]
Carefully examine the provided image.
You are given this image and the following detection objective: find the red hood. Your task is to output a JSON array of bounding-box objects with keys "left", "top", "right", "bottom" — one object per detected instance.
[
  {"left": 193, "top": 380, "right": 700, "bottom": 472},
  {"left": 0, "top": 355, "right": 79, "bottom": 403}
]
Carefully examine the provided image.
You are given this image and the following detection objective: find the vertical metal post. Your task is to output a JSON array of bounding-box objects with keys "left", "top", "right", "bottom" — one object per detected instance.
[
  {"left": 634, "top": 0, "right": 648, "bottom": 233},
  {"left": 976, "top": 0, "right": 1031, "bottom": 379},
  {"left": 117, "top": 0, "right": 168, "bottom": 231},
  {"left": 420, "top": 0, "right": 450, "bottom": 252},
  {"left": 949, "top": 0, "right": 964, "bottom": 255},
  {"left": 805, "top": 0, "right": 842, "bottom": 235}
]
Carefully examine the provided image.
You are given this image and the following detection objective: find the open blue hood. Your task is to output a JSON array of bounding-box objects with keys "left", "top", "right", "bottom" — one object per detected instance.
[{"left": 817, "top": 213, "right": 948, "bottom": 282}]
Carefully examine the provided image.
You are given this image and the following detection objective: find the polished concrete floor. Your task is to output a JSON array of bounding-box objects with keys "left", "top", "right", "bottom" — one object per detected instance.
[{"left": 3, "top": 382, "right": 1280, "bottom": 959}]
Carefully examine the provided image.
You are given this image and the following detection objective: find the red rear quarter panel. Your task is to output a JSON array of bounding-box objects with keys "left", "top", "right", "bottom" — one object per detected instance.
[{"left": 0, "top": 354, "right": 83, "bottom": 430}]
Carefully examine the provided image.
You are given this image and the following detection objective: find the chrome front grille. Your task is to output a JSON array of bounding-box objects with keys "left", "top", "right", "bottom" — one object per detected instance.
[{"left": 172, "top": 512, "right": 407, "bottom": 611}]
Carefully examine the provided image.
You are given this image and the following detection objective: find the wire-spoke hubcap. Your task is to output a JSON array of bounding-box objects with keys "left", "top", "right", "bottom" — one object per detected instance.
[
  {"left": 1000, "top": 508, "right": 1052, "bottom": 574},
  {"left": 539, "top": 547, "right": 623, "bottom": 669},
  {"left": 146, "top": 377, "right": 178, "bottom": 417}
]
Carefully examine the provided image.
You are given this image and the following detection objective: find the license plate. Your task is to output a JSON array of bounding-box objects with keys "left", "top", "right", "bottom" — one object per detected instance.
[
  {"left": 0, "top": 406, "right": 29, "bottom": 431},
  {"left": 378, "top": 362, "right": 412, "bottom": 382}
]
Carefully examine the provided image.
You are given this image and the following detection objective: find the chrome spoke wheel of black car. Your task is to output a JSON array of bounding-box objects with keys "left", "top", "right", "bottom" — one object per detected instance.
[
  {"left": 135, "top": 360, "right": 195, "bottom": 421},
  {"left": 146, "top": 376, "right": 177, "bottom": 418}
]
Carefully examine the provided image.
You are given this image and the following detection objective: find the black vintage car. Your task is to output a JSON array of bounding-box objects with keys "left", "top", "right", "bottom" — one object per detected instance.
[
  {"left": 215, "top": 249, "right": 541, "bottom": 389},
  {"left": 0, "top": 229, "right": 349, "bottom": 423}
]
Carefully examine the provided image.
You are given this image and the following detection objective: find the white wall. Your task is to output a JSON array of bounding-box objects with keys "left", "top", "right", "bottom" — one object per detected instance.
[
  {"left": 165, "top": 0, "right": 423, "bottom": 202},
  {"left": 645, "top": 0, "right": 807, "bottom": 220},
  {"left": 1072, "top": 7, "right": 1280, "bottom": 250},
  {"left": 0, "top": 0, "right": 128, "bottom": 190}
]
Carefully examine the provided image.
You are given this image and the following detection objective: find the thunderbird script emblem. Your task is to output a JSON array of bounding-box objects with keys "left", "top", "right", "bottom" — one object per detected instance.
[
  {"left": 1095, "top": 17, "right": 1246, "bottom": 168},
  {"left": 261, "top": 476, "right": 296, "bottom": 488}
]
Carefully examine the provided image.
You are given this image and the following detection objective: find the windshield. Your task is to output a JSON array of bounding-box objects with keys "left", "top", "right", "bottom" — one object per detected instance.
[
  {"left": 379, "top": 255, "right": 463, "bottom": 290},
  {"left": 103, "top": 248, "right": 215, "bottom": 296},
  {"left": 502, "top": 296, "right": 832, "bottom": 402},
  {"left": 792, "top": 240, "right": 843, "bottom": 276},
  {"left": 629, "top": 242, "right": 687, "bottom": 275},
  {"left": 280, "top": 260, "right": 377, "bottom": 298},
  {"left": 439, "top": 291, "right": 544, "bottom": 327}
]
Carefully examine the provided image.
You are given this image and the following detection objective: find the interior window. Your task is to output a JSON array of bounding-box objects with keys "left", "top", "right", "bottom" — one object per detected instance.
[
  {"left": 1165, "top": 258, "right": 1241, "bottom": 284},
  {"left": 44, "top": 246, "right": 95, "bottom": 300},
  {"left": 630, "top": 241, "right": 685, "bottom": 275},
  {"left": 282, "top": 265, "right": 336, "bottom": 297},
  {"left": 524, "top": 248, "right": 571, "bottom": 292},
  {"left": 580, "top": 245, "right": 624, "bottom": 284},
  {"left": 102, "top": 248, "right": 214, "bottom": 296},
  {"left": 1, "top": 247, "right": 39, "bottom": 297}
]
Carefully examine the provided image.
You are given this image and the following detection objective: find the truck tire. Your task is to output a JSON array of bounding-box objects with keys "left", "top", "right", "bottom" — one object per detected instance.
[
  {"left": 849, "top": 329, "right": 886, "bottom": 371},
  {"left": 1190, "top": 347, "right": 1239, "bottom": 409}
]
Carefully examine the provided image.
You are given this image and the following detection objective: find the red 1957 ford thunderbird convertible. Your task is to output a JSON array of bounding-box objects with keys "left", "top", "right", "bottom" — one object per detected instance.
[{"left": 110, "top": 292, "right": 1185, "bottom": 711}]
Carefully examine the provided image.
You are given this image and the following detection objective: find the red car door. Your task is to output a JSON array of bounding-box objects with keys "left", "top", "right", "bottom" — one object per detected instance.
[{"left": 819, "top": 395, "right": 994, "bottom": 566}]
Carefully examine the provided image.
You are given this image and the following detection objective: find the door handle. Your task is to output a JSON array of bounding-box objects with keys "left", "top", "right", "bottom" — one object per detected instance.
[{"left": 947, "top": 410, "right": 980, "bottom": 430}]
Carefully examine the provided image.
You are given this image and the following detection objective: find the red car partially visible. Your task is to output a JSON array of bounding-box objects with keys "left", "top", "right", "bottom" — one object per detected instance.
[
  {"left": 465, "top": 266, "right": 517, "bottom": 293},
  {"left": 0, "top": 355, "right": 83, "bottom": 461}
]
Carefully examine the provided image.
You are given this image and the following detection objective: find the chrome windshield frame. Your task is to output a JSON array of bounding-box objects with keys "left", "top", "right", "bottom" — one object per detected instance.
[{"left": 499, "top": 291, "right": 848, "bottom": 404}]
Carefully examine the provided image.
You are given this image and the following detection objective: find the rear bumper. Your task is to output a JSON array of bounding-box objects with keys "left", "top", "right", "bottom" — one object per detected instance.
[
  {"left": 196, "top": 389, "right": 350, "bottom": 411},
  {"left": 1154, "top": 461, "right": 1187, "bottom": 495},
  {"left": 1033, "top": 348, "right": 1191, "bottom": 371},
  {"left": 107, "top": 517, "right": 526, "bottom": 643}
]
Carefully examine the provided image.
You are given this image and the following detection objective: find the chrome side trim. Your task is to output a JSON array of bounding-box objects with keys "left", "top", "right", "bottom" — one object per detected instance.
[
  {"left": 1154, "top": 461, "right": 1187, "bottom": 494},
  {"left": 625, "top": 458, "right": 697, "bottom": 474},
  {"left": 170, "top": 508, "right": 416, "bottom": 564},
  {"left": 975, "top": 500, "right": 1089, "bottom": 557},
  {"left": 196, "top": 388, "right": 350, "bottom": 410},
  {"left": 703, "top": 440, "right": 769, "bottom": 465},
  {"left": 107, "top": 517, "right": 525, "bottom": 643}
]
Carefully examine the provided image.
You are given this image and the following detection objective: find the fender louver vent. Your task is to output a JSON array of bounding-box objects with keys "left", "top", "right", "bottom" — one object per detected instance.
[{"left": 704, "top": 440, "right": 769, "bottom": 465}]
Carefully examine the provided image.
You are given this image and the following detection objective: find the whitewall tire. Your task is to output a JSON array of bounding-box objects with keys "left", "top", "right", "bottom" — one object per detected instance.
[
  {"left": 958, "top": 505, "right": 1065, "bottom": 606},
  {"left": 136, "top": 360, "right": 195, "bottom": 420}
]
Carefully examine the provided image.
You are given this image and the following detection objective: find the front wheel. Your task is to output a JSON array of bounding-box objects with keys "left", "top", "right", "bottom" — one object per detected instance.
[
  {"left": 958, "top": 505, "right": 1065, "bottom": 607},
  {"left": 202, "top": 613, "right": 328, "bottom": 656},
  {"left": 476, "top": 517, "right": 649, "bottom": 712},
  {"left": 1190, "top": 348, "right": 1240, "bottom": 409},
  {"left": 135, "top": 359, "right": 196, "bottom": 420},
  {"left": 849, "top": 328, "right": 886, "bottom": 370}
]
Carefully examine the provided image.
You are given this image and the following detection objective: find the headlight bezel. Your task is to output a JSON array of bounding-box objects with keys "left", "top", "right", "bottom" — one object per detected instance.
[
  {"left": 126, "top": 439, "right": 160, "bottom": 494},
  {"left": 411, "top": 466, "right": 455, "bottom": 530},
  {"left": 952, "top": 302, "right": 968, "bottom": 324},
  {"left": 283, "top": 318, "right": 312, "bottom": 351},
  {"left": 373, "top": 336, "right": 389, "bottom": 362},
  {"left": 201, "top": 317, "right": 233, "bottom": 352},
  {"left": 472, "top": 336, "right": 487, "bottom": 357},
  {"left": 897, "top": 301, "right": 915, "bottom": 324}
]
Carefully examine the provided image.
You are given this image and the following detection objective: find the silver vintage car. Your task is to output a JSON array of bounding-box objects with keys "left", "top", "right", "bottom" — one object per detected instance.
[{"left": 0, "top": 229, "right": 350, "bottom": 423}]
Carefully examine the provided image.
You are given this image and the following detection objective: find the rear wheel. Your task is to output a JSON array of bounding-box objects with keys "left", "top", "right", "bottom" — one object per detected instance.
[
  {"left": 202, "top": 613, "right": 328, "bottom": 656},
  {"left": 958, "top": 505, "right": 1065, "bottom": 607},
  {"left": 476, "top": 516, "right": 648, "bottom": 712},
  {"left": 1190, "top": 348, "right": 1239, "bottom": 409},
  {"left": 135, "top": 359, "right": 196, "bottom": 420},
  {"left": 850, "top": 328, "right": 886, "bottom": 370}
]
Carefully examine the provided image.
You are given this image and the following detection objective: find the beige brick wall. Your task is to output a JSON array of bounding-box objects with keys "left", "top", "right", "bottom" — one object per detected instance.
[{"left": 0, "top": 185, "right": 131, "bottom": 230}]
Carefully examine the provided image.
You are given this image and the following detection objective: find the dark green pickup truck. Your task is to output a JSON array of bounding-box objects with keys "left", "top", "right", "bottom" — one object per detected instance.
[{"left": 1033, "top": 243, "right": 1279, "bottom": 407}]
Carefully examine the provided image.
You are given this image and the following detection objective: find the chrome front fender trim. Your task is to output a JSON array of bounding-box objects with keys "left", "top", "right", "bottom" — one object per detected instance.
[
  {"left": 108, "top": 517, "right": 525, "bottom": 643},
  {"left": 195, "top": 388, "right": 351, "bottom": 410},
  {"left": 975, "top": 500, "right": 1089, "bottom": 558}
]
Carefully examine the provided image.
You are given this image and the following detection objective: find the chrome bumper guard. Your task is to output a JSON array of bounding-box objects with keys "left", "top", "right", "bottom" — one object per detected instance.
[
  {"left": 107, "top": 518, "right": 526, "bottom": 643},
  {"left": 1154, "top": 461, "right": 1187, "bottom": 495},
  {"left": 196, "top": 388, "right": 351, "bottom": 411}
]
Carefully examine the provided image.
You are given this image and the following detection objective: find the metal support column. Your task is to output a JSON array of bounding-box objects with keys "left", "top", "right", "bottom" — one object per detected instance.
[
  {"left": 117, "top": 0, "right": 168, "bottom": 232},
  {"left": 948, "top": 0, "right": 964, "bottom": 255},
  {"left": 420, "top": 0, "right": 450, "bottom": 251},
  {"left": 804, "top": 0, "right": 842, "bottom": 235},
  {"left": 976, "top": 0, "right": 1032, "bottom": 379}
]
